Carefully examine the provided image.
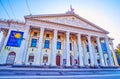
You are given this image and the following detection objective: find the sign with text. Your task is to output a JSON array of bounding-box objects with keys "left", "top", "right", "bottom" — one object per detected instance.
[{"left": 6, "top": 31, "right": 24, "bottom": 47}]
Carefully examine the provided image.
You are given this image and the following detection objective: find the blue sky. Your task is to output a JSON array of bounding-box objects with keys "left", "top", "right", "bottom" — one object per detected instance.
[{"left": 0, "top": 0, "right": 120, "bottom": 48}]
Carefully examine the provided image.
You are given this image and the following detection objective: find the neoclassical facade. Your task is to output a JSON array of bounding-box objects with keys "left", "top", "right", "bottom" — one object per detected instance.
[{"left": 0, "top": 12, "right": 119, "bottom": 67}]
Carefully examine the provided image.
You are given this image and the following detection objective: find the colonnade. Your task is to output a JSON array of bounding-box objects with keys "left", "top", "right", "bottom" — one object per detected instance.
[
  {"left": 0, "top": 26, "right": 119, "bottom": 67},
  {"left": 21, "top": 27, "right": 118, "bottom": 66}
]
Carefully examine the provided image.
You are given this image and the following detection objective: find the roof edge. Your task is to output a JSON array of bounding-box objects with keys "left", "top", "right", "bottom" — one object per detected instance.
[{"left": 24, "top": 13, "right": 109, "bottom": 34}]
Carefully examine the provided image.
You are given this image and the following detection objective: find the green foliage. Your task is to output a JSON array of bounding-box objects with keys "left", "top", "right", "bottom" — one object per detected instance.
[{"left": 116, "top": 44, "right": 120, "bottom": 57}]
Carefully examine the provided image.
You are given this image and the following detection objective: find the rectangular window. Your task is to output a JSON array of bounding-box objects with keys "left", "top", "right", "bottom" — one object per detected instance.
[
  {"left": 31, "top": 39, "right": 37, "bottom": 47},
  {"left": 57, "top": 41, "right": 61, "bottom": 49},
  {"left": 70, "top": 43, "right": 72, "bottom": 50},
  {"left": 44, "top": 40, "right": 50, "bottom": 48}
]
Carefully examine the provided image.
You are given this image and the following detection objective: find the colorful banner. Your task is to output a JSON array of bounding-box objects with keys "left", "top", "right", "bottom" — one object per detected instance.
[
  {"left": 101, "top": 42, "right": 107, "bottom": 53},
  {"left": 6, "top": 31, "right": 24, "bottom": 47}
]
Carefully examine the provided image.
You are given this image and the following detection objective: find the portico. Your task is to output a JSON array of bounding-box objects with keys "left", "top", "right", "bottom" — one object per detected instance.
[{"left": 0, "top": 11, "right": 119, "bottom": 67}]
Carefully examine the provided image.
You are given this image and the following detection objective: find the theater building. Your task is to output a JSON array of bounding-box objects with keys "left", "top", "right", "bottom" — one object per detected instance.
[{"left": 0, "top": 10, "right": 119, "bottom": 67}]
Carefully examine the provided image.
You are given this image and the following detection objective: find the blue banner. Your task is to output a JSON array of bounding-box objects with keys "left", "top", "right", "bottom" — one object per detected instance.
[
  {"left": 101, "top": 42, "right": 107, "bottom": 52},
  {"left": 6, "top": 31, "right": 24, "bottom": 47}
]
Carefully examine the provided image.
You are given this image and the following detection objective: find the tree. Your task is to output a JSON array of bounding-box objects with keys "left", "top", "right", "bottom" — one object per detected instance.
[
  {"left": 116, "top": 44, "right": 120, "bottom": 65},
  {"left": 116, "top": 44, "right": 120, "bottom": 57}
]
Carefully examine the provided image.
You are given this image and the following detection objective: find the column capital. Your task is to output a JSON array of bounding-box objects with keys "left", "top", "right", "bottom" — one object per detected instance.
[
  {"left": 53, "top": 29, "right": 58, "bottom": 32},
  {"left": 66, "top": 31, "right": 70, "bottom": 34},
  {"left": 96, "top": 36, "right": 100, "bottom": 39},
  {"left": 105, "top": 37, "right": 109, "bottom": 40},
  {"left": 66, "top": 31, "right": 70, "bottom": 38},
  {"left": 86, "top": 35, "right": 91, "bottom": 38},
  {"left": 77, "top": 33, "right": 82, "bottom": 37},
  {"left": 40, "top": 27, "right": 44, "bottom": 29}
]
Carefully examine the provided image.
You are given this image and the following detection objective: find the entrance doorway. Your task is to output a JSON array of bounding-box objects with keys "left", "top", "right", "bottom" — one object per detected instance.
[
  {"left": 6, "top": 52, "right": 16, "bottom": 65},
  {"left": 56, "top": 54, "right": 60, "bottom": 66}
]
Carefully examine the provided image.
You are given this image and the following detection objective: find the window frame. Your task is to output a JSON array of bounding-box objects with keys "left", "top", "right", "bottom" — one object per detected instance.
[
  {"left": 28, "top": 55, "right": 34, "bottom": 62},
  {"left": 31, "top": 39, "right": 37, "bottom": 47},
  {"left": 44, "top": 40, "right": 50, "bottom": 48},
  {"left": 57, "top": 41, "right": 61, "bottom": 49}
]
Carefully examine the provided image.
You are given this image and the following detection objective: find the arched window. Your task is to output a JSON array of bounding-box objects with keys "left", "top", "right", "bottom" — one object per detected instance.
[
  {"left": 6, "top": 52, "right": 16, "bottom": 65},
  {"left": 43, "top": 54, "right": 48, "bottom": 63},
  {"left": 28, "top": 53, "right": 34, "bottom": 62}
]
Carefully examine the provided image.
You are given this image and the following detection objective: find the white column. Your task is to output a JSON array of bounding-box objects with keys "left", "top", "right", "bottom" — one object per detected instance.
[
  {"left": 105, "top": 38, "right": 114, "bottom": 66},
  {"left": 96, "top": 37, "right": 105, "bottom": 66},
  {"left": 63, "top": 39, "right": 66, "bottom": 66},
  {"left": 66, "top": 31, "right": 70, "bottom": 66},
  {"left": 0, "top": 30, "right": 4, "bottom": 52},
  {"left": 15, "top": 25, "right": 30, "bottom": 65},
  {"left": 0, "top": 29, "right": 11, "bottom": 64},
  {"left": 87, "top": 35, "right": 94, "bottom": 66},
  {"left": 92, "top": 43, "right": 98, "bottom": 66},
  {"left": 51, "top": 30, "right": 57, "bottom": 66},
  {"left": 34, "top": 27, "right": 44, "bottom": 65},
  {"left": 83, "top": 41, "right": 88, "bottom": 66},
  {"left": 110, "top": 40, "right": 119, "bottom": 66},
  {"left": 73, "top": 40, "right": 77, "bottom": 65},
  {"left": 77, "top": 34, "right": 84, "bottom": 66}
]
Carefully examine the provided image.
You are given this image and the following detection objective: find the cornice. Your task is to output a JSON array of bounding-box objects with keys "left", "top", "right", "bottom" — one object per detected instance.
[
  {"left": 0, "top": 19, "right": 25, "bottom": 26},
  {"left": 26, "top": 18, "right": 106, "bottom": 34},
  {"left": 25, "top": 13, "right": 109, "bottom": 34}
]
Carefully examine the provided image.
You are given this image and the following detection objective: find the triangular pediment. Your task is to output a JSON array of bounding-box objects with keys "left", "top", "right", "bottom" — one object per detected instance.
[{"left": 25, "top": 14, "right": 108, "bottom": 33}]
